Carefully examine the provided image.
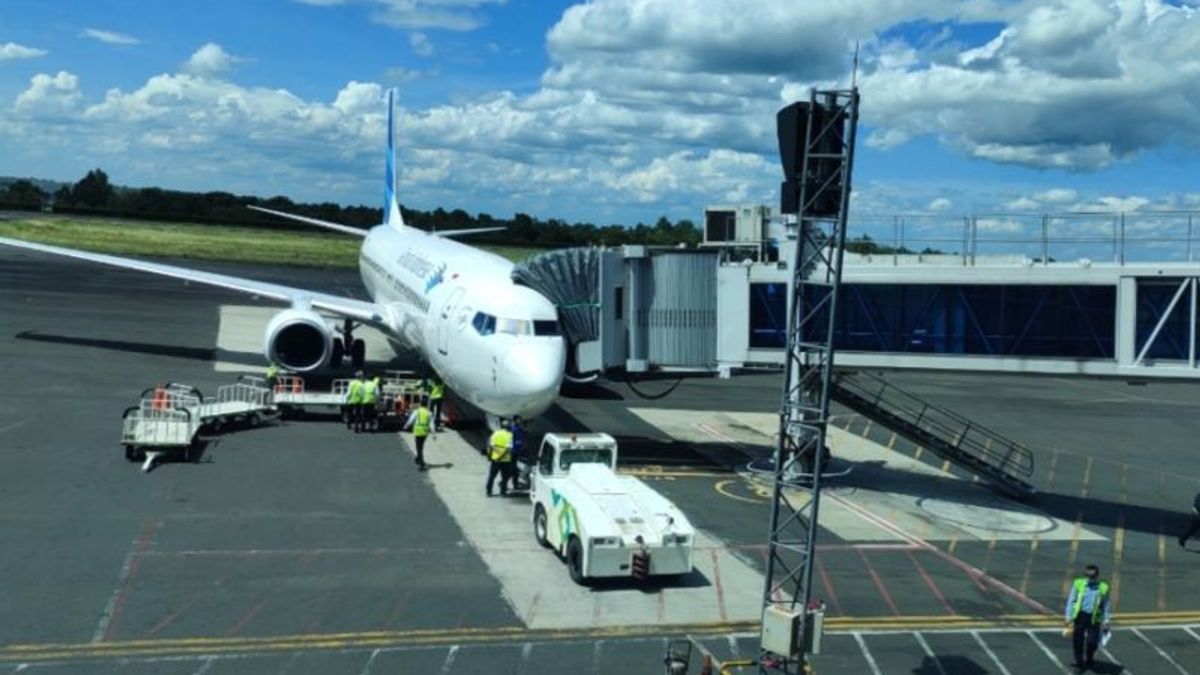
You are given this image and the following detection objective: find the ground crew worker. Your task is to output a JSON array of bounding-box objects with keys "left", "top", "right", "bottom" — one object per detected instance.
[
  {"left": 1181, "top": 490, "right": 1200, "bottom": 547},
  {"left": 511, "top": 415, "right": 528, "bottom": 489},
  {"left": 403, "top": 396, "right": 433, "bottom": 471},
  {"left": 1064, "top": 563, "right": 1111, "bottom": 671},
  {"left": 265, "top": 362, "right": 279, "bottom": 403},
  {"left": 427, "top": 377, "right": 445, "bottom": 430},
  {"left": 360, "top": 374, "right": 380, "bottom": 433},
  {"left": 345, "top": 370, "right": 365, "bottom": 432},
  {"left": 486, "top": 419, "right": 514, "bottom": 496}
]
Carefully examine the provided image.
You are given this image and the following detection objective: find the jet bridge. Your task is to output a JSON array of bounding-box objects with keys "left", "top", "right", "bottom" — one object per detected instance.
[{"left": 513, "top": 246, "right": 722, "bottom": 378}]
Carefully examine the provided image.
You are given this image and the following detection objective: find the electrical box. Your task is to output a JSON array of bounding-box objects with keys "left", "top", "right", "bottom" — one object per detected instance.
[
  {"left": 761, "top": 606, "right": 801, "bottom": 658},
  {"left": 703, "top": 205, "right": 772, "bottom": 245}
]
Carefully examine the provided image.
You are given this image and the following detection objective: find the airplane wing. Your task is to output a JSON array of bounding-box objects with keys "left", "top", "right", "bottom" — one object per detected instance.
[
  {"left": 247, "top": 205, "right": 370, "bottom": 237},
  {"left": 0, "top": 236, "right": 384, "bottom": 324},
  {"left": 434, "top": 226, "right": 507, "bottom": 238}
]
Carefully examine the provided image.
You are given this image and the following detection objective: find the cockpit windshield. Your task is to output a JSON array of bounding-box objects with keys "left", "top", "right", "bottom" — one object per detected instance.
[{"left": 472, "top": 312, "right": 559, "bottom": 338}]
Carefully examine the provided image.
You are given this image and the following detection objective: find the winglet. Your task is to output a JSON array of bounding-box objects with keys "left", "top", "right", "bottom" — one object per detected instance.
[{"left": 384, "top": 89, "right": 405, "bottom": 229}]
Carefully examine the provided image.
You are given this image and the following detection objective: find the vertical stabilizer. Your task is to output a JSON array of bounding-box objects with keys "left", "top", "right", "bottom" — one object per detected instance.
[{"left": 384, "top": 89, "right": 405, "bottom": 228}]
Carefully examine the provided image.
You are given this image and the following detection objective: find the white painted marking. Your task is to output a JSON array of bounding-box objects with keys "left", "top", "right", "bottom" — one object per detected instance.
[
  {"left": 591, "top": 640, "right": 603, "bottom": 675},
  {"left": 1132, "top": 627, "right": 1192, "bottom": 675},
  {"left": 853, "top": 633, "right": 885, "bottom": 675},
  {"left": 516, "top": 642, "right": 533, "bottom": 674},
  {"left": 1184, "top": 626, "right": 1200, "bottom": 643},
  {"left": 727, "top": 634, "right": 738, "bottom": 658},
  {"left": 0, "top": 418, "right": 30, "bottom": 434},
  {"left": 970, "top": 631, "right": 1013, "bottom": 675},
  {"left": 438, "top": 645, "right": 459, "bottom": 675},
  {"left": 357, "top": 648, "right": 380, "bottom": 675},
  {"left": 11, "top": 665, "right": 28, "bottom": 673},
  {"left": 912, "top": 632, "right": 947, "bottom": 675},
  {"left": 92, "top": 535, "right": 145, "bottom": 642},
  {"left": 1026, "top": 630, "right": 1072, "bottom": 673},
  {"left": 191, "top": 657, "right": 215, "bottom": 675},
  {"left": 1100, "top": 648, "right": 1134, "bottom": 675}
]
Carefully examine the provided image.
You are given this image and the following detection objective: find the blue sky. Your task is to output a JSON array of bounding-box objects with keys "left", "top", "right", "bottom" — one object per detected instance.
[{"left": 2, "top": 0, "right": 1199, "bottom": 231}]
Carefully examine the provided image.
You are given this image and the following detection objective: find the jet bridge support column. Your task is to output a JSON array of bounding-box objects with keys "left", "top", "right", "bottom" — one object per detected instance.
[{"left": 759, "top": 87, "right": 859, "bottom": 674}]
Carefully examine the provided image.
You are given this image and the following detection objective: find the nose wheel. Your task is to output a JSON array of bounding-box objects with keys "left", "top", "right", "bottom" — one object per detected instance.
[{"left": 335, "top": 319, "right": 367, "bottom": 370}]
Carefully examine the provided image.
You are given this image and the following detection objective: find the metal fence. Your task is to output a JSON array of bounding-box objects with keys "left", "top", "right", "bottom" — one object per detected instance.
[{"left": 848, "top": 211, "right": 1200, "bottom": 265}]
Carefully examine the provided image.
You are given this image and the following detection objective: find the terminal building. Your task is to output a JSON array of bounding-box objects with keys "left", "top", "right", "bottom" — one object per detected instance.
[{"left": 514, "top": 207, "right": 1200, "bottom": 381}]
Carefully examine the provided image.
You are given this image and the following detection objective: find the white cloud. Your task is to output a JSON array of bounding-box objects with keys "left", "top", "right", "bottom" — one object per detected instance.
[
  {"left": 410, "top": 32, "right": 433, "bottom": 57},
  {"left": 0, "top": 42, "right": 47, "bottom": 60},
  {"left": 15, "top": 71, "right": 81, "bottom": 115},
  {"left": 1034, "top": 188, "right": 1077, "bottom": 203},
  {"left": 1005, "top": 196, "right": 1039, "bottom": 210},
  {"left": 927, "top": 197, "right": 953, "bottom": 211},
  {"left": 860, "top": 0, "right": 1200, "bottom": 171},
  {"left": 183, "top": 43, "right": 240, "bottom": 78},
  {"left": 81, "top": 28, "right": 140, "bottom": 45},
  {"left": 295, "top": 0, "right": 507, "bottom": 31}
]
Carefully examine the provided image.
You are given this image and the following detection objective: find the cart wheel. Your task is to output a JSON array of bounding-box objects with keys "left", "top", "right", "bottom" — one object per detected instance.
[
  {"left": 534, "top": 504, "right": 551, "bottom": 549},
  {"left": 132, "top": 447, "right": 146, "bottom": 462},
  {"left": 124, "top": 445, "right": 135, "bottom": 462},
  {"left": 209, "top": 418, "right": 223, "bottom": 434},
  {"left": 248, "top": 412, "right": 261, "bottom": 427},
  {"left": 567, "top": 536, "right": 585, "bottom": 585}
]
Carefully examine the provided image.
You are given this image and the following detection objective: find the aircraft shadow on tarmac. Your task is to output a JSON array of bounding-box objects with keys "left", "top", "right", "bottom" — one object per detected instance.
[{"left": 827, "top": 459, "right": 1197, "bottom": 540}]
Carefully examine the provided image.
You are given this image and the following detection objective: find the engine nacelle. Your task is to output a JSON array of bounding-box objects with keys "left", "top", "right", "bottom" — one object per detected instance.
[{"left": 264, "top": 308, "right": 333, "bottom": 372}]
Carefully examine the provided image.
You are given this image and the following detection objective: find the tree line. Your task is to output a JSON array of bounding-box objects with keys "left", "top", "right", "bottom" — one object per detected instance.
[{"left": 1, "top": 169, "right": 702, "bottom": 248}]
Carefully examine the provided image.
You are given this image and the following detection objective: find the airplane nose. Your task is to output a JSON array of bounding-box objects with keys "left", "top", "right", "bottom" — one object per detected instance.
[{"left": 502, "top": 340, "right": 565, "bottom": 409}]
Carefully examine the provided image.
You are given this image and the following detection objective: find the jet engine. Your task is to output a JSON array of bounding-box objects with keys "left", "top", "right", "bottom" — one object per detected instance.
[{"left": 264, "top": 308, "right": 333, "bottom": 372}]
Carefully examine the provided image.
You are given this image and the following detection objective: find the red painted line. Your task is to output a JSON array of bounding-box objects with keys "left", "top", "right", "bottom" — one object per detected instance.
[
  {"left": 525, "top": 591, "right": 542, "bottom": 626},
  {"left": 855, "top": 548, "right": 901, "bottom": 616},
  {"left": 711, "top": 549, "right": 729, "bottom": 623},
  {"left": 908, "top": 551, "right": 955, "bottom": 616},
  {"left": 101, "top": 519, "right": 162, "bottom": 642},
  {"left": 225, "top": 599, "right": 267, "bottom": 637},
  {"left": 815, "top": 556, "right": 845, "bottom": 616},
  {"left": 144, "top": 602, "right": 191, "bottom": 638},
  {"left": 829, "top": 493, "right": 1053, "bottom": 615}
]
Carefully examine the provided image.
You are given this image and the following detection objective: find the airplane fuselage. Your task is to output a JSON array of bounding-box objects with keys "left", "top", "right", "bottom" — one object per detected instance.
[{"left": 357, "top": 225, "right": 565, "bottom": 419}]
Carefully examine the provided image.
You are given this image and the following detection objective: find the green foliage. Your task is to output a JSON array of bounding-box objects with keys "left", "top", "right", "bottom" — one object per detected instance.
[
  {"left": 1, "top": 179, "right": 47, "bottom": 207},
  {"left": 41, "top": 167, "right": 704, "bottom": 248}
]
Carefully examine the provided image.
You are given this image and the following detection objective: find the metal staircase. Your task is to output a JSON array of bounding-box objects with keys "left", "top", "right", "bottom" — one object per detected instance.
[{"left": 831, "top": 370, "right": 1036, "bottom": 498}]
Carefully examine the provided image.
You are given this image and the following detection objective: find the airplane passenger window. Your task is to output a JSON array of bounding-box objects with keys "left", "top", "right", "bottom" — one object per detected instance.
[
  {"left": 496, "top": 318, "right": 532, "bottom": 336},
  {"left": 472, "top": 311, "right": 495, "bottom": 336},
  {"left": 533, "top": 320, "right": 560, "bottom": 336}
]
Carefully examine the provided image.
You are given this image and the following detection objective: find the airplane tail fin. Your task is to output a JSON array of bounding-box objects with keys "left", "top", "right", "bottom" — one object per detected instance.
[{"left": 384, "top": 89, "right": 405, "bottom": 229}]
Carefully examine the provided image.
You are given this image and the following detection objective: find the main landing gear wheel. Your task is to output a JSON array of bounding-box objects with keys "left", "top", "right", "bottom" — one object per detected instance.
[{"left": 331, "top": 338, "right": 345, "bottom": 368}]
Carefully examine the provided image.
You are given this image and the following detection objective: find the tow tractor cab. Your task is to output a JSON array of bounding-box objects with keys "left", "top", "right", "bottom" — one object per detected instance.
[{"left": 530, "top": 432, "right": 695, "bottom": 584}]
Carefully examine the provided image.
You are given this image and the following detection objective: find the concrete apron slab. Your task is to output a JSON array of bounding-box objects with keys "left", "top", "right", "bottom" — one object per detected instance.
[
  {"left": 214, "top": 305, "right": 398, "bottom": 372},
  {"left": 398, "top": 430, "right": 764, "bottom": 629},
  {"left": 628, "top": 408, "right": 1106, "bottom": 544}
]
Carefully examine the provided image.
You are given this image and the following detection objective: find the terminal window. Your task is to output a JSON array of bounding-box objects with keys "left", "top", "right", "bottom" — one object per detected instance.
[{"left": 749, "top": 282, "right": 787, "bottom": 349}]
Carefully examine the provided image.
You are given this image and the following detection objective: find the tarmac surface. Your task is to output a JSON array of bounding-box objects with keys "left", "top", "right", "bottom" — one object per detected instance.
[{"left": 2, "top": 247, "right": 1200, "bottom": 674}]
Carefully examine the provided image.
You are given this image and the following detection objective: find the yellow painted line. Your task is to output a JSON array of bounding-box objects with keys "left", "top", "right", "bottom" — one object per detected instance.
[
  {"left": 1019, "top": 534, "right": 1040, "bottom": 597},
  {"left": 886, "top": 432, "right": 897, "bottom": 450},
  {"left": 8, "top": 612, "right": 1200, "bottom": 663},
  {"left": 714, "top": 479, "right": 768, "bottom": 504},
  {"left": 939, "top": 458, "right": 950, "bottom": 473},
  {"left": 620, "top": 468, "right": 730, "bottom": 479},
  {"left": 860, "top": 420, "right": 872, "bottom": 438},
  {"left": 1158, "top": 524, "right": 1168, "bottom": 611},
  {"left": 1062, "top": 511, "right": 1084, "bottom": 598}
]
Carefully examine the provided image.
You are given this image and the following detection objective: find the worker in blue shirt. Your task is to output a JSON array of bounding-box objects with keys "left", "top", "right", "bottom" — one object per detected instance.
[
  {"left": 1180, "top": 491, "right": 1200, "bottom": 548},
  {"left": 1064, "top": 564, "right": 1111, "bottom": 671}
]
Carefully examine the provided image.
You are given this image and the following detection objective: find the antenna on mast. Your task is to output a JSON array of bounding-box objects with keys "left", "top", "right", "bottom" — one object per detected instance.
[{"left": 851, "top": 41, "right": 860, "bottom": 89}]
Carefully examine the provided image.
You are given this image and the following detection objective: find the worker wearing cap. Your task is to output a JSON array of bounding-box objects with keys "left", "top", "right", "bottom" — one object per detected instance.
[
  {"left": 403, "top": 396, "right": 433, "bottom": 470},
  {"left": 1064, "top": 563, "right": 1111, "bottom": 671},
  {"left": 361, "top": 374, "right": 380, "bottom": 433},
  {"left": 345, "top": 371, "right": 365, "bottom": 432},
  {"left": 486, "top": 418, "right": 514, "bottom": 496}
]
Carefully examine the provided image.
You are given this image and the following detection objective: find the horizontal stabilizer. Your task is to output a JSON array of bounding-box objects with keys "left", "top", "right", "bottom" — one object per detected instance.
[
  {"left": 433, "top": 226, "right": 507, "bottom": 238},
  {"left": 248, "top": 205, "right": 370, "bottom": 237}
]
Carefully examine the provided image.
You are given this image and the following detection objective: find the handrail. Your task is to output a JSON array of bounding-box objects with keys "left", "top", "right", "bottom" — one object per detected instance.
[{"left": 833, "top": 371, "right": 1034, "bottom": 479}]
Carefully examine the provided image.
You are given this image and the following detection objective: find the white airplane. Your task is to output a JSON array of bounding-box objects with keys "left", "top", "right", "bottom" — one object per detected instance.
[{"left": 0, "top": 91, "right": 567, "bottom": 419}]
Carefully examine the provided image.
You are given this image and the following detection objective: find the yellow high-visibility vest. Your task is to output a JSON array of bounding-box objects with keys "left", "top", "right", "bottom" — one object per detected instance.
[
  {"left": 1069, "top": 578, "right": 1110, "bottom": 621},
  {"left": 488, "top": 429, "right": 513, "bottom": 462},
  {"left": 346, "top": 379, "right": 364, "bottom": 404},
  {"left": 413, "top": 407, "right": 432, "bottom": 437}
]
